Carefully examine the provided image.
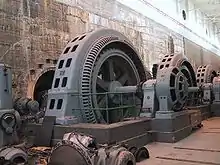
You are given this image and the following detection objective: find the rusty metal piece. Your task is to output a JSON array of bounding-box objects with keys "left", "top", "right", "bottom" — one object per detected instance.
[
  {"left": 13, "top": 97, "right": 39, "bottom": 115},
  {"left": 135, "top": 147, "right": 149, "bottom": 162},
  {"left": 0, "top": 147, "right": 28, "bottom": 164}
]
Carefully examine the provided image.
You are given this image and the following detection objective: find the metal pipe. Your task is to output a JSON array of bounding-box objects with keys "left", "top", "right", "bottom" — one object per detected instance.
[
  {"left": 114, "top": 86, "right": 137, "bottom": 93},
  {"left": 188, "top": 87, "right": 200, "bottom": 92},
  {"left": 116, "top": 86, "right": 199, "bottom": 94}
]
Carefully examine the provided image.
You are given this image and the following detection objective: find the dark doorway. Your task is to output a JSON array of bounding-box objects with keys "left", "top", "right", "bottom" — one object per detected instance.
[{"left": 33, "top": 70, "right": 55, "bottom": 109}]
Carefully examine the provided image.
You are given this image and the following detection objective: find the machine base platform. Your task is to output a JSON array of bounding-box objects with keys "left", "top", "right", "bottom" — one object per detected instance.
[
  {"left": 211, "top": 103, "right": 220, "bottom": 117},
  {"left": 25, "top": 118, "right": 153, "bottom": 148},
  {"left": 192, "top": 105, "right": 211, "bottom": 120},
  {"left": 151, "top": 109, "right": 202, "bottom": 143},
  {"left": 25, "top": 109, "right": 203, "bottom": 146}
]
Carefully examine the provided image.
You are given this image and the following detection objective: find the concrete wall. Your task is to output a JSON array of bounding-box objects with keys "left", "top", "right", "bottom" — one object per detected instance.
[
  {"left": 0, "top": 0, "right": 218, "bottom": 99},
  {"left": 184, "top": 38, "right": 220, "bottom": 71}
]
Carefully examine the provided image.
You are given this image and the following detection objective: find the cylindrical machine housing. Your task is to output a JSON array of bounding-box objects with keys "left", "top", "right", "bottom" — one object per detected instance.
[
  {"left": 213, "top": 76, "right": 220, "bottom": 102},
  {"left": 0, "top": 64, "right": 12, "bottom": 109}
]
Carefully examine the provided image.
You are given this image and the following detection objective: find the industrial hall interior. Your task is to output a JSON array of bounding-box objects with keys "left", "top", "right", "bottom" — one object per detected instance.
[{"left": 2, "top": 0, "right": 220, "bottom": 164}]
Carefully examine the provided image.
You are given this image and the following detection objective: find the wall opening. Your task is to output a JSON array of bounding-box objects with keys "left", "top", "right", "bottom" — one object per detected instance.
[{"left": 33, "top": 70, "right": 55, "bottom": 109}]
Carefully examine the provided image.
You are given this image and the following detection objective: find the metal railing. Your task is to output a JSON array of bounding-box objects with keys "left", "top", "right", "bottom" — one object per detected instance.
[{"left": 70, "top": 91, "right": 142, "bottom": 124}]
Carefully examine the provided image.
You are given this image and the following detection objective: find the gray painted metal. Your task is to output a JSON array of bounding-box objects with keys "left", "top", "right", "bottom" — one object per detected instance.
[
  {"left": 45, "top": 28, "right": 148, "bottom": 124},
  {"left": 0, "top": 64, "right": 21, "bottom": 147},
  {"left": 141, "top": 79, "right": 157, "bottom": 117},
  {"left": 0, "top": 64, "right": 12, "bottom": 110},
  {"left": 114, "top": 86, "right": 137, "bottom": 93},
  {"left": 0, "top": 109, "right": 20, "bottom": 147},
  {"left": 196, "top": 64, "right": 217, "bottom": 86},
  {"left": 158, "top": 53, "right": 197, "bottom": 106},
  {"left": 202, "top": 83, "right": 212, "bottom": 104},
  {"left": 157, "top": 54, "right": 197, "bottom": 88},
  {"left": 188, "top": 87, "right": 199, "bottom": 92},
  {"left": 0, "top": 147, "right": 27, "bottom": 163},
  {"left": 156, "top": 67, "right": 188, "bottom": 112},
  {"left": 212, "top": 76, "right": 220, "bottom": 102}
]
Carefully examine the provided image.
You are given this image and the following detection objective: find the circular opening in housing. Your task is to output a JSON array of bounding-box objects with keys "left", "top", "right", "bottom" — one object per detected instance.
[
  {"left": 13, "top": 156, "right": 26, "bottom": 164},
  {"left": 33, "top": 70, "right": 55, "bottom": 109}
]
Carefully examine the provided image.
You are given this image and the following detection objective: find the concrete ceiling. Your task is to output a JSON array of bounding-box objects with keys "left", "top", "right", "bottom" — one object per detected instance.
[{"left": 192, "top": 0, "right": 220, "bottom": 26}]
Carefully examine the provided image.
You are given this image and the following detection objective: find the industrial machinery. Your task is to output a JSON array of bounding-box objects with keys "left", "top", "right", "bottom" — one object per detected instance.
[
  {"left": 44, "top": 28, "right": 200, "bottom": 124},
  {"left": 45, "top": 28, "right": 151, "bottom": 125},
  {"left": 196, "top": 65, "right": 220, "bottom": 116},
  {"left": 49, "top": 132, "right": 137, "bottom": 165},
  {"left": 196, "top": 65, "right": 217, "bottom": 86},
  {"left": 211, "top": 76, "right": 220, "bottom": 116},
  {"left": 2, "top": 28, "right": 220, "bottom": 164},
  {"left": 28, "top": 28, "right": 205, "bottom": 145},
  {"left": 0, "top": 64, "right": 27, "bottom": 164},
  {"left": 194, "top": 65, "right": 217, "bottom": 118}
]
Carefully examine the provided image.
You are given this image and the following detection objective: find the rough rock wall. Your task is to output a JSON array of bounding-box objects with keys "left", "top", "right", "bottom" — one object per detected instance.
[
  {"left": 0, "top": 0, "right": 88, "bottom": 98},
  {"left": 0, "top": 0, "right": 185, "bottom": 98}
]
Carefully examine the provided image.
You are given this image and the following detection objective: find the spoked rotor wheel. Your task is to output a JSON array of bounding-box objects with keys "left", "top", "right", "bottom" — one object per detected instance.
[
  {"left": 158, "top": 53, "right": 197, "bottom": 106},
  {"left": 48, "top": 28, "right": 148, "bottom": 124},
  {"left": 92, "top": 49, "right": 141, "bottom": 123}
]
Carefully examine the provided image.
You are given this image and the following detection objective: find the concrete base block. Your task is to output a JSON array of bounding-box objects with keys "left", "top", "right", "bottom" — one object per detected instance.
[
  {"left": 152, "top": 111, "right": 193, "bottom": 143},
  {"left": 25, "top": 118, "right": 153, "bottom": 148},
  {"left": 188, "top": 105, "right": 210, "bottom": 120},
  {"left": 211, "top": 103, "right": 220, "bottom": 117}
]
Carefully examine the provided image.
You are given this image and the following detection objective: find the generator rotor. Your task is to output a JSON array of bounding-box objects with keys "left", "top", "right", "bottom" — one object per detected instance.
[{"left": 47, "top": 28, "right": 150, "bottom": 124}]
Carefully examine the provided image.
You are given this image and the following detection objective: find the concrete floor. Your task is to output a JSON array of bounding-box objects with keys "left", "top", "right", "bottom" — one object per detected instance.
[{"left": 138, "top": 117, "right": 220, "bottom": 165}]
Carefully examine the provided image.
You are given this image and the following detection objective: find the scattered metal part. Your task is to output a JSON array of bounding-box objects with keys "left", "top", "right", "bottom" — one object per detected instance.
[
  {"left": 49, "top": 132, "right": 136, "bottom": 165},
  {"left": 0, "top": 147, "right": 27, "bottom": 164},
  {"left": 28, "top": 147, "right": 51, "bottom": 165},
  {"left": 0, "top": 110, "right": 21, "bottom": 147},
  {"left": 63, "top": 132, "right": 97, "bottom": 151},
  {"left": 0, "top": 113, "right": 16, "bottom": 135},
  {"left": 49, "top": 139, "right": 93, "bottom": 165},
  {"left": 135, "top": 147, "right": 149, "bottom": 162},
  {"left": 128, "top": 146, "right": 137, "bottom": 155},
  {"left": 13, "top": 98, "right": 39, "bottom": 116}
]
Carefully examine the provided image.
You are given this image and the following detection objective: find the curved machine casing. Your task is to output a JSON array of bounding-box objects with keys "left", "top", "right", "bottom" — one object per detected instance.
[
  {"left": 45, "top": 28, "right": 148, "bottom": 124},
  {"left": 26, "top": 28, "right": 209, "bottom": 147}
]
